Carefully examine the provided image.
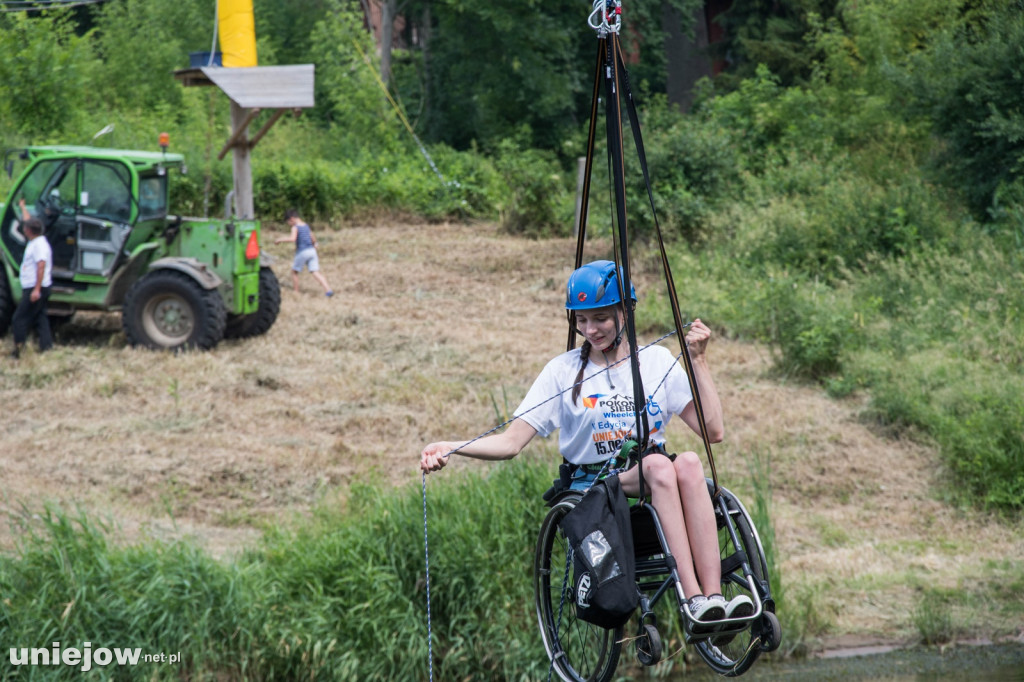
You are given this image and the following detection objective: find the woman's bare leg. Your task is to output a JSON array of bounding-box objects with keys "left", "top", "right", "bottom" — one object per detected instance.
[
  {"left": 619, "top": 454, "right": 702, "bottom": 598},
  {"left": 675, "top": 451, "right": 721, "bottom": 595}
]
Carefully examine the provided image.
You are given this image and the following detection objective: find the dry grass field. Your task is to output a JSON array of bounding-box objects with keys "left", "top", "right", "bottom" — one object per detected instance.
[{"left": 1, "top": 219, "right": 1021, "bottom": 653}]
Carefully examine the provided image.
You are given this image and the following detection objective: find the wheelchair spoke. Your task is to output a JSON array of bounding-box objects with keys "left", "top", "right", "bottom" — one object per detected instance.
[
  {"left": 693, "top": 484, "right": 776, "bottom": 677},
  {"left": 535, "top": 495, "right": 622, "bottom": 682}
]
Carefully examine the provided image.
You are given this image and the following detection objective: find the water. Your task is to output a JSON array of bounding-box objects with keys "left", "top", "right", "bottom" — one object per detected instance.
[{"left": 675, "top": 642, "right": 1024, "bottom": 681}]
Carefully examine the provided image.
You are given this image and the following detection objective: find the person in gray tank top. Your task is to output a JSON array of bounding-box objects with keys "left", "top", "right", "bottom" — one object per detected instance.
[{"left": 275, "top": 209, "right": 334, "bottom": 297}]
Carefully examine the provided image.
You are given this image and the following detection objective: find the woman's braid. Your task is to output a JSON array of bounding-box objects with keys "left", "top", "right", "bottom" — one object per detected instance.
[{"left": 571, "top": 340, "right": 592, "bottom": 404}]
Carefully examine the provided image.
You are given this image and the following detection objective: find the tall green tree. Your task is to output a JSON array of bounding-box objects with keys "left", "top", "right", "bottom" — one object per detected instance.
[
  {"left": 254, "top": 0, "right": 331, "bottom": 66},
  {"left": 409, "top": 0, "right": 587, "bottom": 151},
  {"left": 90, "top": 0, "right": 213, "bottom": 114},
  {"left": 711, "top": 0, "right": 840, "bottom": 89},
  {"left": 310, "top": 0, "right": 403, "bottom": 155},
  {"left": 0, "top": 10, "right": 98, "bottom": 139},
  {"left": 396, "top": 0, "right": 705, "bottom": 152},
  {"left": 903, "top": 0, "right": 1024, "bottom": 220}
]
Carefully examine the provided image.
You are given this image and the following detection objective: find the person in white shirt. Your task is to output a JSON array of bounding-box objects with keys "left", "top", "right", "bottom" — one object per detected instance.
[
  {"left": 10, "top": 216, "right": 53, "bottom": 358},
  {"left": 420, "top": 260, "right": 754, "bottom": 629}
]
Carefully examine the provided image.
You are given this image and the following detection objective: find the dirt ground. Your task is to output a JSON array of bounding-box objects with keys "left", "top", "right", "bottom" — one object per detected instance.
[{"left": 1, "top": 219, "right": 1021, "bottom": 654}]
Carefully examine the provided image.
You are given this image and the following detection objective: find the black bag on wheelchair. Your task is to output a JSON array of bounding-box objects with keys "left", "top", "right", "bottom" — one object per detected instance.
[{"left": 560, "top": 475, "right": 638, "bottom": 629}]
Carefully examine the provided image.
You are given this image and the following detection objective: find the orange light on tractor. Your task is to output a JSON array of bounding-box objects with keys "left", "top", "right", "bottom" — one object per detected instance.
[
  {"left": 245, "top": 230, "right": 260, "bottom": 260},
  {"left": 158, "top": 132, "right": 170, "bottom": 151}
]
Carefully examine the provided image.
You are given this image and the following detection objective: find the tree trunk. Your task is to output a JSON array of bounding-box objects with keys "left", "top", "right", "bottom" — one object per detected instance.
[
  {"left": 420, "top": 2, "right": 431, "bottom": 117},
  {"left": 663, "top": 1, "right": 712, "bottom": 112},
  {"left": 380, "top": 0, "right": 396, "bottom": 86}
]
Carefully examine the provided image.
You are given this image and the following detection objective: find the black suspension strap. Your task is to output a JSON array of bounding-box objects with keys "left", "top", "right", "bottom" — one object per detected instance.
[
  {"left": 614, "top": 47, "right": 720, "bottom": 495},
  {"left": 565, "top": 27, "right": 651, "bottom": 497},
  {"left": 571, "top": 0, "right": 720, "bottom": 495},
  {"left": 566, "top": 2, "right": 654, "bottom": 495},
  {"left": 601, "top": 33, "right": 651, "bottom": 455},
  {"left": 567, "top": 40, "right": 607, "bottom": 353}
]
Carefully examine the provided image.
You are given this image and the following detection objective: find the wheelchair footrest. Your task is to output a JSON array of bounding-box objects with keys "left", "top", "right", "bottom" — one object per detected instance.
[{"left": 683, "top": 615, "right": 753, "bottom": 642}]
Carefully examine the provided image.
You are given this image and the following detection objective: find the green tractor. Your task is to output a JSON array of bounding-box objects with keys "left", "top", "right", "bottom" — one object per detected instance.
[{"left": 0, "top": 144, "right": 280, "bottom": 350}]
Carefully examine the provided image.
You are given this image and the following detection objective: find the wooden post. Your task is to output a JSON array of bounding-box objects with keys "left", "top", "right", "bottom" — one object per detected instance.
[{"left": 230, "top": 100, "right": 255, "bottom": 219}]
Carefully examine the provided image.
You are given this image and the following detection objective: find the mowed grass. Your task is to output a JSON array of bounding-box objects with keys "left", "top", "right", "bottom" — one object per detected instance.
[{"left": 0, "top": 221, "right": 1022, "bottom": 678}]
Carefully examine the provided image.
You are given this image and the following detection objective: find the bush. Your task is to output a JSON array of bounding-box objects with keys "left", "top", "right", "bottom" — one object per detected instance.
[
  {"left": 867, "top": 354, "right": 1024, "bottom": 510},
  {"left": 493, "top": 138, "right": 572, "bottom": 237},
  {"left": 0, "top": 11, "right": 97, "bottom": 139},
  {"left": 754, "top": 164, "right": 955, "bottom": 277},
  {"left": 163, "top": 145, "right": 505, "bottom": 226},
  {"left": 623, "top": 96, "right": 743, "bottom": 245}
]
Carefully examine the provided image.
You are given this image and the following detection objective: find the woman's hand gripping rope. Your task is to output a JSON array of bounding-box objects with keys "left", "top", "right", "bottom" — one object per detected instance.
[{"left": 420, "top": 441, "right": 457, "bottom": 473}]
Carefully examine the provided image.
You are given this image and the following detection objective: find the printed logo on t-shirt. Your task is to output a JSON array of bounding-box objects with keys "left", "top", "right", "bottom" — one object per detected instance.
[{"left": 588, "top": 393, "right": 664, "bottom": 457}]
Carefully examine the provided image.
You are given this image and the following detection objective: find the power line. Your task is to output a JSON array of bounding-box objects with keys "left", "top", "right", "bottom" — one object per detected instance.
[{"left": 0, "top": 0, "right": 110, "bottom": 12}]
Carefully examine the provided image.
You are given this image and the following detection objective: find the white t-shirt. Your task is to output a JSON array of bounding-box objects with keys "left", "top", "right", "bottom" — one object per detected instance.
[
  {"left": 514, "top": 344, "right": 693, "bottom": 465},
  {"left": 20, "top": 235, "right": 53, "bottom": 289}
]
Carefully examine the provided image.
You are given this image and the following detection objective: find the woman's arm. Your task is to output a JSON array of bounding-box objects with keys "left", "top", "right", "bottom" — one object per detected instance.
[
  {"left": 678, "top": 319, "right": 724, "bottom": 443},
  {"left": 421, "top": 418, "right": 538, "bottom": 472}
]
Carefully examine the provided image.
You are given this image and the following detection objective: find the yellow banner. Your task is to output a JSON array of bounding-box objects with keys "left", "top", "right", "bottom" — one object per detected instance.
[{"left": 218, "top": 0, "right": 258, "bottom": 67}]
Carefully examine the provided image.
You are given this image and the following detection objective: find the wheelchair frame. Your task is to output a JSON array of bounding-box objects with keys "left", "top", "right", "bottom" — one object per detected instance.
[{"left": 534, "top": 479, "right": 782, "bottom": 680}]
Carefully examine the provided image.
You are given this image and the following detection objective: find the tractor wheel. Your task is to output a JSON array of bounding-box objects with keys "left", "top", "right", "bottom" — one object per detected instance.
[
  {"left": 224, "top": 266, "right": 282, "bottom": 339},
  {"left": 0, "top": 272, "right": 13, "bottom": 337},
  {"left": 123, "top": 270, "right": 226, "bottom": 350}
]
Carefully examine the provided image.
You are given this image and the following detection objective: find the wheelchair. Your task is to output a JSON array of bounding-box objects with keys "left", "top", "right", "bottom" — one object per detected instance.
[{"left": 535, "top": 476, "right": 782, "bottom": 680}]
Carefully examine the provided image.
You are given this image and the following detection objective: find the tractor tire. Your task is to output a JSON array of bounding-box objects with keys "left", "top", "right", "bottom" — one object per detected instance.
[
  {"left": 0, "top": 272, "right": 13, "bottom": 338},
  {"left": 224, "top": 266, "right": 281, "bottom": 339},
  {"left": 123, "top": 270, "right": 227, "bottom": 351}
]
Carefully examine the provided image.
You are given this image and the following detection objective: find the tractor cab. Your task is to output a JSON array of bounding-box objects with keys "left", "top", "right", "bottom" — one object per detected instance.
[
  {"left": 1, "top": 146, "right": 178, "bottom": 282},
  {"left": 0, "top": 142, "right": 278, "bottom": 351}
]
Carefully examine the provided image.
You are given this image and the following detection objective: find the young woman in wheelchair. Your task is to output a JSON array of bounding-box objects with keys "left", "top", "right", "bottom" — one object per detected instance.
[{"left": 420, "top": 259, "right": 753, "bottom": 628}]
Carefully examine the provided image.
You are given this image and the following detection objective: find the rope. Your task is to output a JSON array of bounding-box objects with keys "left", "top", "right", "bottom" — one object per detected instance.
[
  {"left": 421, "top": 472, "right": 435, "bottom": 682},
  {"left": 439, "top": 328, "right": 681, "bottom": 461},
  {"left": 567, "top": 40, "right": 607, "bottom": 353},
  {"left": 350, "top": 38, "right": 446, "bottom": 186}
]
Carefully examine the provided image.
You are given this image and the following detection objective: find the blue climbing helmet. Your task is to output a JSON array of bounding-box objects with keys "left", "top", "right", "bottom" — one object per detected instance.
[{"left": 565, "top": 260, "right": 636, "bottom": 311}]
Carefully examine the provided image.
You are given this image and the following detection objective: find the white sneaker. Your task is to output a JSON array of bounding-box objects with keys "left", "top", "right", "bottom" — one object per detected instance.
[
  {"left": 712, "top": 594, "right": 755, "bottom": 646},
  {"left": 686, "top": 595, "right": 725, "bottom": 632},
  {"left": 724, "top": 594, "right": 754, "bottom": 619}
]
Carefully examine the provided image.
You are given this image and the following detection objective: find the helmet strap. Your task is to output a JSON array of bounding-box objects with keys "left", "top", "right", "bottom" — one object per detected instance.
[{"left": 603, "top": 309, "right": 626, "bottom": 352}]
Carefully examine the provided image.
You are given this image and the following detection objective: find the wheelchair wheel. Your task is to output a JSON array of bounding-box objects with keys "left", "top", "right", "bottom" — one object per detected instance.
[
  {"left": 535, "top": 493, "right": 622, "bottom": 682},
  {"left": 694, "top": 484, "right": 778, "bottom": 677},
  {"left": 635, "top": 622, "right": 662, "bottom": 666}
]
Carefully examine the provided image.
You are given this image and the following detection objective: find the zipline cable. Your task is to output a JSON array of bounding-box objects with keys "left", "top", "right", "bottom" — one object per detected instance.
[{"left": 351, "top": 38, "right": 446, "bottom": 186}]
